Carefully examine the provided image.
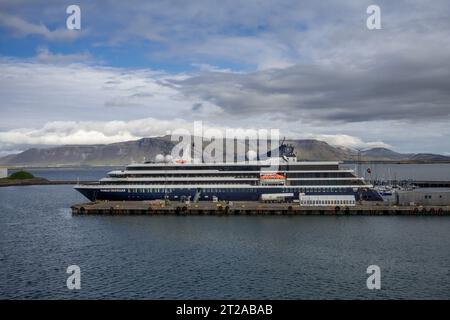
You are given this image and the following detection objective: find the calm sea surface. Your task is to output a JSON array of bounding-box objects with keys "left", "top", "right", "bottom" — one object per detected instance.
[{"left": 1, "top": 182, "right": 450, "bottom": 299}]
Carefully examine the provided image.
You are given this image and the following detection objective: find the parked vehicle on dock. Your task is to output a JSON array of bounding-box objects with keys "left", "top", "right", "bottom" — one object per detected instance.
[{"left": 260, "top": 193, "right": 294, "bottom": 203}]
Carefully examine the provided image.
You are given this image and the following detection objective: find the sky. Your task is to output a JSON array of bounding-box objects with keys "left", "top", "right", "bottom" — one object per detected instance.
[{"left": 0, "top": 0, "right": 449, "bottom": 156}]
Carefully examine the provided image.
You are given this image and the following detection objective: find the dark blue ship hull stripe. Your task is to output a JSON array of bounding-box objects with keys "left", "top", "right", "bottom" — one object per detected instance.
[{"left": 76, "top": 187, "right": 383, "bottom": 202}]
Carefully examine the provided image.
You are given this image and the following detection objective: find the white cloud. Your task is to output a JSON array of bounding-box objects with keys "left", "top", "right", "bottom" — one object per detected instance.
[
  {"left": 0, "top": 59, "right": 220, "bottom": 130},
  {"left": 0, "top": 118, "right": 190, "bottom": 146},
  {"left": 35, "top": 47, "right": 92, "bottom": 64},
  {"left": 191, "top": 63, "right": 236, "bottom": 73},
  {"left": 0, "top": 12, "right": 81, "bottom": 41},
  {"left": 297, "top": 134, "right": 391, "bottom": 150},
  {"left": 188, "top": 35, "right": 297, "bottom": 70}
]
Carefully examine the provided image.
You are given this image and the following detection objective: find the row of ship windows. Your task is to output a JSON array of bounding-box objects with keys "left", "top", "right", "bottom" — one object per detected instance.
[
  {"left": 300, "top": 199, "right": 355, "bottom": 205},
  {"left": 127, "top": 165, "right": 340, "bottom": 171},
  {"left": 109, "top": 174, "right": 256, "bottom": 178},
  {"left": 128, "top": 166, "right": 259, "bottom": 171},
  {"left": 103, "top": 180, "right": 362, "bottom": 186},
  {"left": 106, "top": 182, "right": 259, "bottom": 186},
  {"left": 125, "top": 187, "right": 351, "bottom": 193},
  {"left": 110, "top": 172, "right": 354, "bottom": 178},
  {"left": 289, "top": 180, "right": 364, "bottom": 186}
]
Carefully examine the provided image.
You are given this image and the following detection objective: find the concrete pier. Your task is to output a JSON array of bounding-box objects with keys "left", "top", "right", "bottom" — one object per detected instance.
[{"left": 71, "top": 201, "right": 450, "bottom": 216}]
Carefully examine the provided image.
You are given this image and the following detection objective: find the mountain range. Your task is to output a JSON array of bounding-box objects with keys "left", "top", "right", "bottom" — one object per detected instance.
[{"left": 0, "top": 136, "right": 449, "bottom": 167}]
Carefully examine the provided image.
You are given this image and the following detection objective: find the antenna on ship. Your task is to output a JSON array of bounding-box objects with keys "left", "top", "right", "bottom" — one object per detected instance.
[{"left": 355, "top": 148, "right": 362, "bottom": 178}]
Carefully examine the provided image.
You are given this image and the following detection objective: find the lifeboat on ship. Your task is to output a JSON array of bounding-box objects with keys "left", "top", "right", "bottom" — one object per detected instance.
[{"left": 260, "top": 173, "right": 286, "bottom": 185}]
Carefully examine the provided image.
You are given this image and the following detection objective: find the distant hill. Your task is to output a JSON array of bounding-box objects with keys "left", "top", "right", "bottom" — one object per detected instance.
[
  {"left": 360, "top": 147, "right": 411, "bottom": 161},
  {"left": 0, "top": 137, "right": 175, "bottom": 166},
  {"left": 408, "top": 153, "right": 450, "bottom": 161},
  {"left": 286, "top": 139, "right": 351, "bottom": 161},
  {"left": 0, "top": 136, "right": 449, "bottom": 166}
]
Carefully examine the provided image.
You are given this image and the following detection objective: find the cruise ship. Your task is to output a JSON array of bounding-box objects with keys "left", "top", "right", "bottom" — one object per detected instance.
[{"left": 74, "top": 142, "right": 383, "bottom": 203}]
